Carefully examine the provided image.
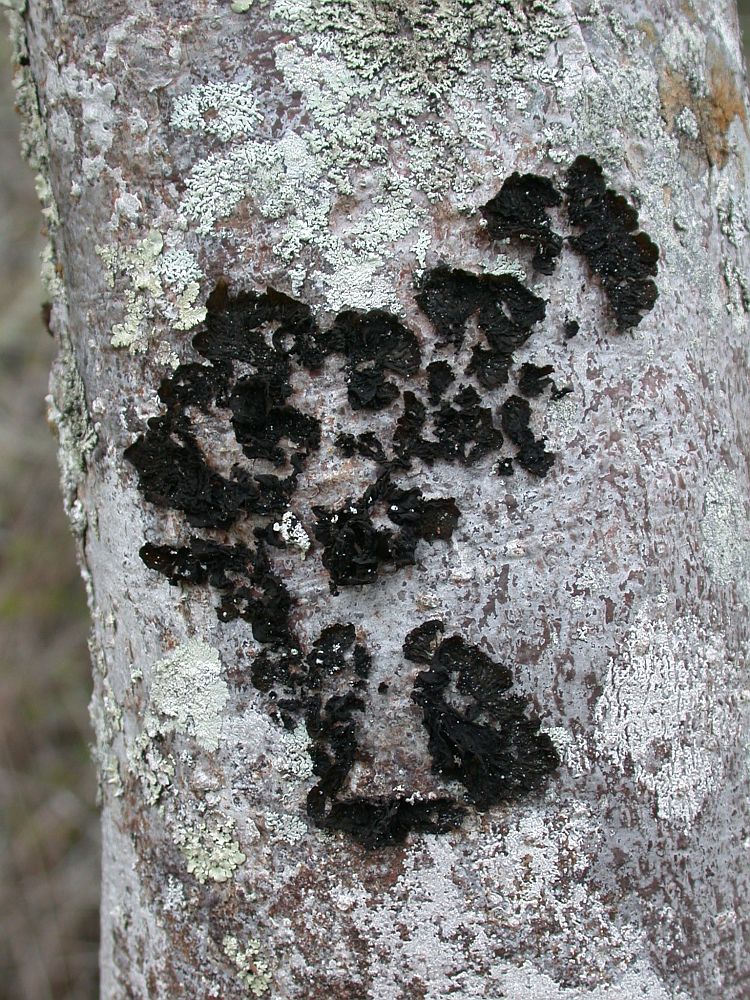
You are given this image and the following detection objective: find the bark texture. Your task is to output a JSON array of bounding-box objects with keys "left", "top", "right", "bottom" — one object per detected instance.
[{"left": 11, "top": 0, "right": 750, "bottom": 996}]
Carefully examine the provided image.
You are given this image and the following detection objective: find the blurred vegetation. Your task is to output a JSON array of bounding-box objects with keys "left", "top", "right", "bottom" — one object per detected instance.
[
  {"left": 0, "top": 9, "right": 748, "bottom": 1000},
  {"left": 0, "top": 27, "right": 98, "bottom": 1000}
]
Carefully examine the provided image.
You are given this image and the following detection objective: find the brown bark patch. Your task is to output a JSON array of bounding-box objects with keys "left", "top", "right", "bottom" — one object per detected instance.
[{"left": 659, "top": 58, "right": 748, "bottom": 168}]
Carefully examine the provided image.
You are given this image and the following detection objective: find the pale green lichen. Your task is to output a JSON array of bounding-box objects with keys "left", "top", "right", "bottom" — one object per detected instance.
[
  {"left": 223, "top": 935, "right": 272, "bottom": 996},
  {"left": 88, "top": 642, "right": 124, "bottom": 799},
  {"left": 148, "top": 639, "right": 229, "bottom": 753},
  {"left": 97, "top": 231, "right": 206, "bottom": 350},
  {"left": 46, "top": 341, "right": 98, "bottom": 535},
  {"left": 128, "top": 732, "right": 176, "bottom": 805},
  {"left": 129, "top": 640, "right": 228, "bottom": 803},
  {"left": 173, "top": 1, "right": 566, "bottom": 311},
  {"left": 173, "top": 813, "right": 246, "bottom": 883},
  {"left": 171, "top": 80, "right": 263, "bottom": 140}
]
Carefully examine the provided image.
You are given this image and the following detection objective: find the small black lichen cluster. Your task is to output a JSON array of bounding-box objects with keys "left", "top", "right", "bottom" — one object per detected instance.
[
  {"left": 481, "top": 171, "right": 563, "bottom": 275},
  {"left": 319, "top": 309, "right": 421, "bottom": 411},
  {"left": 298, "top": 623, "right": 467, "bottom": 848},
  {"left": 479, "top": 163, "right": 659, "bottom": 329},
  {"left": 126, "top": 282, "right": 322, "bottom": 530},
  {"left": 566, "top": 156, "right": 659, "bottom": 329},
  {"left": 267, "top": 618, "right": 558, "bottom": 849},
  {"left": 313, "top": 472, "right": 460, "bottom": 593},
  {"left": 406, "top": 621, "right": 559, "bottom": 811}
]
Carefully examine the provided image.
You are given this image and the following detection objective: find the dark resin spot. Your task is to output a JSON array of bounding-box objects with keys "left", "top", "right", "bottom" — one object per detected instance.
[
  {"left": 566, "top": 156, "right": 659, "bottom": 329},
  {"left": 480, "top": 172, "right": 563, "bottom": 275}
]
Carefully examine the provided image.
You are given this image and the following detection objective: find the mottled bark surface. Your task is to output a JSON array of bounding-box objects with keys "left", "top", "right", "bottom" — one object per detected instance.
[{"left": 12, "top": 0, "right": 750, "bottom": 996}]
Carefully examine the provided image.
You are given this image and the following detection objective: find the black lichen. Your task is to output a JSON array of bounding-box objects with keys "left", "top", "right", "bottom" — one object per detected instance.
[
  {"left": 566, "top": 156, "right": 659, "bottom": 329},
  {"left": 125, "top": 420, "right": 262, "bottom": 529},
  {"left": 416, "top": 265, "right": 546, "bottom": 356},
  {"left": 563, "top": 318, "right": 579, "bottom": 340},
  {"left": 125, "top": 282, "right": 325, "bottom": 529},
  {"left": 140, "top": 538, "right": 254, "bottom": 588},
  {"left": 518, "top": 362, "right": 555, "bottom": 398},
  {"left": 228, "top": 376, "right": 320, "bottom": 465},
  {"left": 426, "top": 359, "right": 455, "bottom": 405},
  {"left": 407, "top": 626, "right": 559, "bottom": 810},
  {"left": 320, "top": 796, "right": 466, "bottom": 848},
  {"left": 312, "top": 475, "right": 460, "bottom": 592},
  {"left": 393, "top": 386, "right": 506, "bottom": 468},
  {"left": 500, "top": 395, "right": 555, "bottom": 477},
  {"left": 125, "top": 174, "right": 597, "bottom": 848},
  {"left": 335, "top": 431, "right": 388, "bottom": 465},
  {"left": 320, "top": 308, "right": 421, "bottom": 411},
  {"left": 215, "top": 545, "right": 295, "bottom": 647},
  {"left": 480, "top": 172, "right": 563, "bottom": 274}
]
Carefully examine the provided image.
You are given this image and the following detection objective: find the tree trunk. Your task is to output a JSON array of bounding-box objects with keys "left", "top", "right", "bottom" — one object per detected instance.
[{"left": 10, "top": 0, "right": 750, "bottom": 996}]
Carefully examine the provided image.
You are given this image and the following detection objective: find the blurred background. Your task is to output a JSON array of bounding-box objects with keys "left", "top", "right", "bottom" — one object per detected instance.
[{"left": 0, "top": 10, "right": 749, "bottom": 1000}]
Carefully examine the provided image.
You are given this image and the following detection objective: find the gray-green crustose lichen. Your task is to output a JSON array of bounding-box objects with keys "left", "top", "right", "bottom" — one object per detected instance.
[{"left": 172, "top": 0, "right": 567, "bottom": 312}]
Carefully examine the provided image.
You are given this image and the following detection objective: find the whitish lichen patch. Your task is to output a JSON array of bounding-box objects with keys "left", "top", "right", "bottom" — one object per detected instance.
[
  {"left": 272, "top": 510, "right": 311, "bottom": 556},
  {"left": 490, "top": 959, "right": 692, "bottom": 999},
  {"left": 97, "top": 232, "right": 205, "bottom": 351},
  {"left": 172, "top": 2, "right": 566, "bottom": 311},
  {"left": 171, "top": 81, "right": 263, "bottom": 140},
  {"left": 264, "top": 810, "right": 307, "bottom": 844},
  {"left": 701, "top": 467, "right": 750, "bottom": 603},
  {"left": 148, "top": 639, "right": 229, "bottom": 753},
  {"left": 223, "top": 935, "right": 272, "bottom": 996},
  {"left": 278, "top": 720, "right": 314, "bottom": 781},
  {"left": 594, "top": 603, "right": 740, "bottom": 830},
  {"left": 173, "top": 813, "right": 246, "bottom": 883}
]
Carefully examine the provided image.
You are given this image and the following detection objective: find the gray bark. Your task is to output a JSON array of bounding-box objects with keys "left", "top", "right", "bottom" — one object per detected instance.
[{"left": 9, "top": 0, "right": 750, "bottom": 996}]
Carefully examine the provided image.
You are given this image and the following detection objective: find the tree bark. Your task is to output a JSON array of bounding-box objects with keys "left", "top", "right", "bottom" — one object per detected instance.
[{"left": 10, "top": 0, "right": 750, "bottom": 996}]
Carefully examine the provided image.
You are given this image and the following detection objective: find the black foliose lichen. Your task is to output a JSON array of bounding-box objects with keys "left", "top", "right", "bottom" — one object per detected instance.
[
  {"left": 125, "top": 151, "right": 655, "bottom": 849},
  {"left": 566, "top": 155, "right": 659, "bottom": 329},
  {"left": 407, "top": 625, "right": 559, "bottom": 810},
  {"left": 480, "top": 172, "right": 563, "bottom": 274},
  {"left": 416, "top": 265, "right": 546, "bottom": 357},
  {"left": 500, "top": 394, "right": 555, "bottom": 477},
  {"left": 319, "top": 308, "right": 421, "bottom": 411},
  {"left": 312, "top": 474, "right": 460, "bottom": 593}
]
